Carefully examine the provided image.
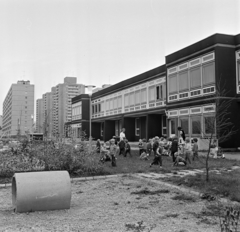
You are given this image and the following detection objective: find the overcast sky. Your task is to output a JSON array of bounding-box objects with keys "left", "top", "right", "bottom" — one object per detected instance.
[{"left": 0, "top": 0, "right": 239, "bottom": 116}]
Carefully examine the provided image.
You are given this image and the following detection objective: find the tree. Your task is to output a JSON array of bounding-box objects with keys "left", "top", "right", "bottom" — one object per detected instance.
[{"left": 198, "top": 81, "right": 237, "bottom": 182}]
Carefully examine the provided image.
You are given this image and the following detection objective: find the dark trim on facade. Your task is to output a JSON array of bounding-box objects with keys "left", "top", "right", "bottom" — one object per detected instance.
[
  {"left": 166, "top": 33, "right": 238, "bottom": 65},
  {"left": 91, "top": 65, "right": 166, "bottom": 99}
]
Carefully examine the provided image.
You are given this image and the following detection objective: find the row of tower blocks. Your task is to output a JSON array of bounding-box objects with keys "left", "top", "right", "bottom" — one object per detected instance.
[{"left": 2, "top": 33, "right": 240, "bottom": 148}]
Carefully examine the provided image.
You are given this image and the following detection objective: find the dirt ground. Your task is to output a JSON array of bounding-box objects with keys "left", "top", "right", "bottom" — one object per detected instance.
[{"left": 0, "top": 176, "right": 219, "bottom": 232}]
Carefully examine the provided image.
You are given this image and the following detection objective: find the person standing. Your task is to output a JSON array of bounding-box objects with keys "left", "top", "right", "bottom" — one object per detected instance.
[
  {"left": 178, "top": 127, "right": 186, "bottom": 141},
  {"left": 120, "top": 128, "right": 126, "bottom": 140},
  {"left": 118, "top": 137, "right": 126, "bottom": 156}
]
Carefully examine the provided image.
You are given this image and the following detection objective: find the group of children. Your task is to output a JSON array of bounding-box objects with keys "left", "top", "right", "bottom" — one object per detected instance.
[
  {"left": 137, "top": 135, "right": 200, "bottom": 168},
  {"left": 96, "top": 137, "right": 132, "bottom": 167}
]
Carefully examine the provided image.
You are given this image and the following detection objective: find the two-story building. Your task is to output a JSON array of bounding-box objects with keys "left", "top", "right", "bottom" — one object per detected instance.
[{"left": 68, "top": 33, "right": 240, "bottom": 148}]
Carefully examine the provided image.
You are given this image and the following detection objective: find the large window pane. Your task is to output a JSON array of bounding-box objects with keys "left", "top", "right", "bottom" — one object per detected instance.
[
  {"left": 238, "top": 61, "right": 240, "bottom": 83},
  {"left": 130, "top": 92, "right": 135, "bottom": 106},
  {"left": 124, "top": 94, "right": 129, "bottom": 107},
  {"left": 179, "top": 71, "right": 189, "bottom": 92},
  {"left": 191, "top": 116, "right": 201, "bottom": 135},
  {"left": 141, "top": 88, "right": 147, "bottom": 103},
  {"left": 148, "top": 86, "right": 155, "bottom": 102},
  {"left": 118, "top": 96, "right": 122, "bottom": 108},
  {"left": 190, "top": 67, "right": 201, "bottom": 89},
  {"left": 180, "top": 117, "right": 189, "bottom": 135},
  {"left": 203, "top": 62, "right": 215, "bottom": 86},
  {"left": 156, "top": 86, "right": 160, "bottom": 100},
  {"left": 110, "top": 99, "right": 113, "bottom": 110},
  {"left": 168, "top": 74, "right": 177, "bottom": 94},
  {"left": 135, "top": 90, "right": 140, "bottom": 105},
  {"left": 114, "top": 97, "right": 117, "bottom": 109},
  {"left": 106, "top": 100, "right": 109, "bottom": 111},
  {"left": 162, "top": 83, "right": 166, "bottom": 100},
  {"left": 101, "top": 101, "right": 104, "bottom": 111},
  {"left": 204, "top": 116, "right": 215, "bottom": 134}
]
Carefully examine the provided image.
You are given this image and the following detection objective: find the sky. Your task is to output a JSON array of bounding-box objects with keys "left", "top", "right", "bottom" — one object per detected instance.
[{"left": 0, "top": 0, "right": 239, "bottom": 116}]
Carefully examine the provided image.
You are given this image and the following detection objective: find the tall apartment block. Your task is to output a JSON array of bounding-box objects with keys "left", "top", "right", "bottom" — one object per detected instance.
[
  {"left": 36, "top": 77, "right": 85, "bottom": 138},
  {"left": 0, "top": 115, "right": 2, "bottom": 136},
  {"left": 36, "top": 99, "right": 44, "bottom": 133},
  {"left": 53, "top": 77, "right": 85, "bottom": 137},
  {"left": 2, "top": 80, "right": 34, "bottom": 136}
]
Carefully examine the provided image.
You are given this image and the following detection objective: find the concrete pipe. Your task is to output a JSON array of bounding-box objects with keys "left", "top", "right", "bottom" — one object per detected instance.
[{"left": 12, "top": 171, "right": 71, "bottom": 213}]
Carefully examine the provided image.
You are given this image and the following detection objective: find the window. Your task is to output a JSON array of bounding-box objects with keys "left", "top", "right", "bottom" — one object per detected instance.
[
  {"left": 98, "top": 104, "right": 101, "bottom": 112},
  {"left": 124, "top": 94, "right": 129, "bottom": 107},
  {"left": 25, "top": 106, "right": 27, "bottom": 109},
  {"left": 162, "top": 83, "right": 166, "bottom": 100},
  {"left": 101, "top": 122, "right": 104, "bottom": 136},
  {"left": 168, "top": 74, "right": 177, "bottom": 94},
  {"left": 162, "top": 115, "right": 167, "bottom": 135},
  {"left": 204, "top": 116, "right": 215, "bottom": 135},
  {"left": 156, "top": 86, "right": 160, "bottom": 100},
  {"left": 179, "top": 71, "right": 188, "bottom": 92},
  {"left": 237, "top": 61, "right": 240, "bottom": 83},
  {"left": 135, "top": 90, "right": 140, "bottom": 105},
  {"left": 118, "top": 96, "right": 122, "bottom": 108},
  {"left": 191, "top": 116, "right": 201, "bottom": 135},
  {"left": 141, "top": 88, "right": 147, "bottom": 103},
  {"left": 110, "top": 98, "right": 113, "bottom": 110},
  {"left": 190, "top": 67, "right": 201, "bottom": 89},
  {"left": 202, "top": 62, "right": 215, "bottom": 86},
  {"left": 101, "top": 101, "right": 104, "bottom": 112},
  {"left": 179, "top": 117, "right": 189, "bottom": 135},
  {"left": 135, "top": 118, "right": 140, "bottom": 136},
  {"left": 95, "top": 105, "right": 98, "bottom": 113},
  {"left": 148, "top": 86, "right": 155, "bottom": 102},
  {"left": 129, "top": 92, "right": 134, "bottom": 106},
  {"left": 114, "top": 97, "right": 118, "bottom": 109},
  {"left": 106, "top": 100, "right": 109, "bottom": 111},
  {"left": 92, "top": 105, "right": 94, "bottom": 114}
]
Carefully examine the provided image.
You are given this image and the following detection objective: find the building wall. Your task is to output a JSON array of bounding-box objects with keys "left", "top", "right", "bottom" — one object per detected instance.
[
  {"left": 87, "top": 33, "right": 240, "bottom": 148},
  {"left": 51, "top": 77, "right": 85, "bottom": 137},
  {"left": 36, "top": 99, "right": 44, "bottom": 133},
  {"left": 2, "top": 80, "right": 34, "bottom": 136}
]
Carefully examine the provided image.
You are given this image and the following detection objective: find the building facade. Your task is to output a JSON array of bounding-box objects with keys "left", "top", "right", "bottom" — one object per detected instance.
[
  {"left": 2, "top": 80, "right": 34, "bottom": 136},
  {"left": 36, "top": 99, "right": 44, "bottom": 133},
  {"left": 0, "top": 115, "right": 2, "bottom": 137},
  {"left": 36, "top": 77, "right": 85, "bottom": 138},
  {"left": 65, "top": 94, "right": 90, "bottom": 139},
  {"left": 71, "top": 33, "right": 240, "bottom": 148}
]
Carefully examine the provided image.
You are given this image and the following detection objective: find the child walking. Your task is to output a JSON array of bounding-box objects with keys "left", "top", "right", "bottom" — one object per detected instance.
[
  {"left": 109, "top": 139, "right": 117, "bottom": 167},
  {"left": 149, "top": 141, "right": 163, "bottom": 169},
  {"left": 138, "top": 139, "right": 143, "bottom": 156},
  {"left": 184, "top": 138, "right": 192, "bottom": 164},
  {"left": 125, "top": 140, "right": 132, "bottom": 157},
  {"left": 192, "top": 138, "right": 199, "bottom": 161},
  {"left": 146, "top": 139, "right": 153, "bottom": 156}
]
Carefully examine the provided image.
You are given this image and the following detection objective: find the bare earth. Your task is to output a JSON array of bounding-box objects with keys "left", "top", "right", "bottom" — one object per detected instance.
[{"left": 0, "top": 176, "right": 218, "bottom": 232}]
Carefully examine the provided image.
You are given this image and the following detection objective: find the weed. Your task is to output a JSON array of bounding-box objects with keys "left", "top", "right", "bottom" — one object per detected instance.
[
  {"left": 125, "top": 221, "right": 156, "bottom": 232},
  {"left": 131, "top": 188, "right": 169, "bottom": 195},
  {"left": 172, "top": 193, "right": 196, "bottom": 202}
]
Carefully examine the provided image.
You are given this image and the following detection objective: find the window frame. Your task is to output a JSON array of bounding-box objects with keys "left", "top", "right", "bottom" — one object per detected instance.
[
  {"left": 203, "top": 114, "right": 216, "bottom": 136},
  {"left": 191, "top": 115, "right": 202, "bottom": 136},
  {"left": 202, "top": 62, "right": 215, "bottom": 87}
]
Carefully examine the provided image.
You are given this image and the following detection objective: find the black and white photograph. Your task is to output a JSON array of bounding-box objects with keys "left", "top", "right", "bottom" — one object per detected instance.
[{"left": 0, "top": 0, "right": 240, "bottom": 231}]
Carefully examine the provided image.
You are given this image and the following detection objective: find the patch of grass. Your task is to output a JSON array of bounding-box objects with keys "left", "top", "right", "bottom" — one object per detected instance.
[
  {"left": 125, "top": 221, "right": 156, "bottom": 232},
  {"left": 172, "top": 193, "right": 196, "bottom": 202},
  {"left": 166, "top": 169, "right": 240, "bottom": 202},
  {"left": 131, "top": 188, "right": 170, "bottom": 195}
]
